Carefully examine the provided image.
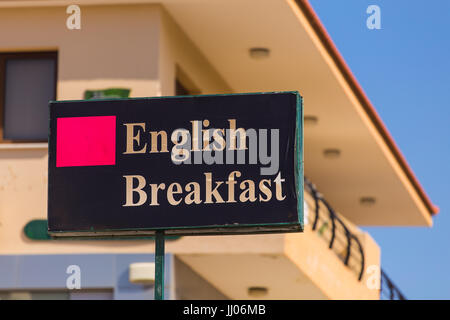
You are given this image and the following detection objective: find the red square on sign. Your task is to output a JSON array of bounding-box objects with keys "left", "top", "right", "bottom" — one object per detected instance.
[{"left": 56, "top": 116, "right": 116, "bottom": 167}]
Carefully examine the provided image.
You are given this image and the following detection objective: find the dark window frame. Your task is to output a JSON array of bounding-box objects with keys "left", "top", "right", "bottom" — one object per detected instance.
[{"left": 0, "top": 51, "right": 58, "bottom": 143}]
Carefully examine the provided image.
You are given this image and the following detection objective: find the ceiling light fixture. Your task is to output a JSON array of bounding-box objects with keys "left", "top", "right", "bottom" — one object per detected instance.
[
  {"left": 248, "top": 286, "right": 269, "bottom": 297},
  {"left": 304, "top": 115, "right": 318, "bottom": 126},
  {"left": 249, "top": 47, "right": 270, "bottom": 59},
  {"left": 323, "top": 148, "right": 341, "bottom": 159},
  {"left": 360, "top": 197, "right": 376, "bottom": 207}
]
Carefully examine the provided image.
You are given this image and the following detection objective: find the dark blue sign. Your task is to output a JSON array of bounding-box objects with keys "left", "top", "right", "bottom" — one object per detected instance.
[{"left": 48, "top": 92, "right": 303, "bottom": 237}]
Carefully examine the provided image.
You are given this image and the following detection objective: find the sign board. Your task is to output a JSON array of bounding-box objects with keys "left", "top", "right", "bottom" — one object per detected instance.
[{"left": 48, "top": 92, "right": 303, "bottom": 237}]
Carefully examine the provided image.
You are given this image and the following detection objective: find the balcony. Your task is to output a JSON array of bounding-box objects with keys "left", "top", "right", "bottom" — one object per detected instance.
[
  {"left": 169, "top": 178, "right": 381, "bottom": 299},
  {"left": 304, "top": 178, "right": 365, "bottom": 281},
  {"left": 0, "top": 146, "right": 403, "bottom": 299},
  {"left": 304, "top": 178, "right": 407, "bottom": 300}
]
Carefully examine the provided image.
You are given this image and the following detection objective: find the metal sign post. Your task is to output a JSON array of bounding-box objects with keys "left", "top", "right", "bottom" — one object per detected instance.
[{"left": 154, "top": 230, "right": 165, "bottom": 300}]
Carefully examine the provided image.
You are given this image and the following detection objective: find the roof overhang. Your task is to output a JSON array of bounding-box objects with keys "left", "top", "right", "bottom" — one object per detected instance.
[
  {"left": 1, "top": 0, "right": 438, "bottom": 226},
  {"left": 160, "top": 0, "right": 438, "bottom": 226}
]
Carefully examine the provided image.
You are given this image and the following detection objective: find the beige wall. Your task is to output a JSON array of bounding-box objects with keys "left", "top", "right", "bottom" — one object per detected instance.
[
  {"left": 0, "top": 5, "right": 161, "bottom": 99},
  {"left": 285, "top": 229, "right": 380, "bottom": 300},
  {"left": 158, "top": 8, "right": 231, "bottom": 96},
  {"left": 0, "top": 4, "right": 230, "bottom": 99},
  {"left": 0, "top": 4, "right": 231, "bottom": 255}
]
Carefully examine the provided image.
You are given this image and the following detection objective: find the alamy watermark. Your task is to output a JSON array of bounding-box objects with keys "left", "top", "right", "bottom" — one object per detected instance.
[
  {"left": 66, "top": 5, "right": 81, "bottom": 30},
  {"left": 366, "top": 5, "right": 381, "bottom": 30},
  {"left": 124, "top": 119, "right": 281, "bottom": 176},
  {"left": 366, "top": 264, "right": 381, "bottom": 290},
  {"left": 66, "top": 265, "right": 81, "bottom": 289}
]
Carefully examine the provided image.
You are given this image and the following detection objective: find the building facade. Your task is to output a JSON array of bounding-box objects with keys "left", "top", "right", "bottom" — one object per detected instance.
[{"left": 0, "top": 0, "right": 437, "bottom": 300}]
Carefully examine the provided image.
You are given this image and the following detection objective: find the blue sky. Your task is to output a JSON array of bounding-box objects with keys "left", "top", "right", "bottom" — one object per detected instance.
[{"left": 309, "top": 0, "right": 450, "bottom": 299}]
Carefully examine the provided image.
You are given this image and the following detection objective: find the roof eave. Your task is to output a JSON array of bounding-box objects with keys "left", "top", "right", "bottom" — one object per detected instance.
[{"left": 293, "top": 0, "right": 438, "bottom": 217}]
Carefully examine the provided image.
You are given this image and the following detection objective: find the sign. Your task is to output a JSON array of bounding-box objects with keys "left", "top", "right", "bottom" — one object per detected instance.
[{"left": 48, "top": 92, "right": 304, "bottom": 237}]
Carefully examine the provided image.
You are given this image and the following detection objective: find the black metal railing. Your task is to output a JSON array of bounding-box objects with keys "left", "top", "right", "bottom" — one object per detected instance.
[
  {"left": 304, "top": 177, "right": 365, "bottom": 281},
  {"left": 304, "top": 177, "right": 407, "bottom": 299},
  {"left": 380, "top": 269, "right": 407, "bottom": 300}
]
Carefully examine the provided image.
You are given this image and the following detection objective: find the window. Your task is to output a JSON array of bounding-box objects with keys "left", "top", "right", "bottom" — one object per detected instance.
[{"left": 0, "top": 52, "right": 57, "bottom": 142}]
